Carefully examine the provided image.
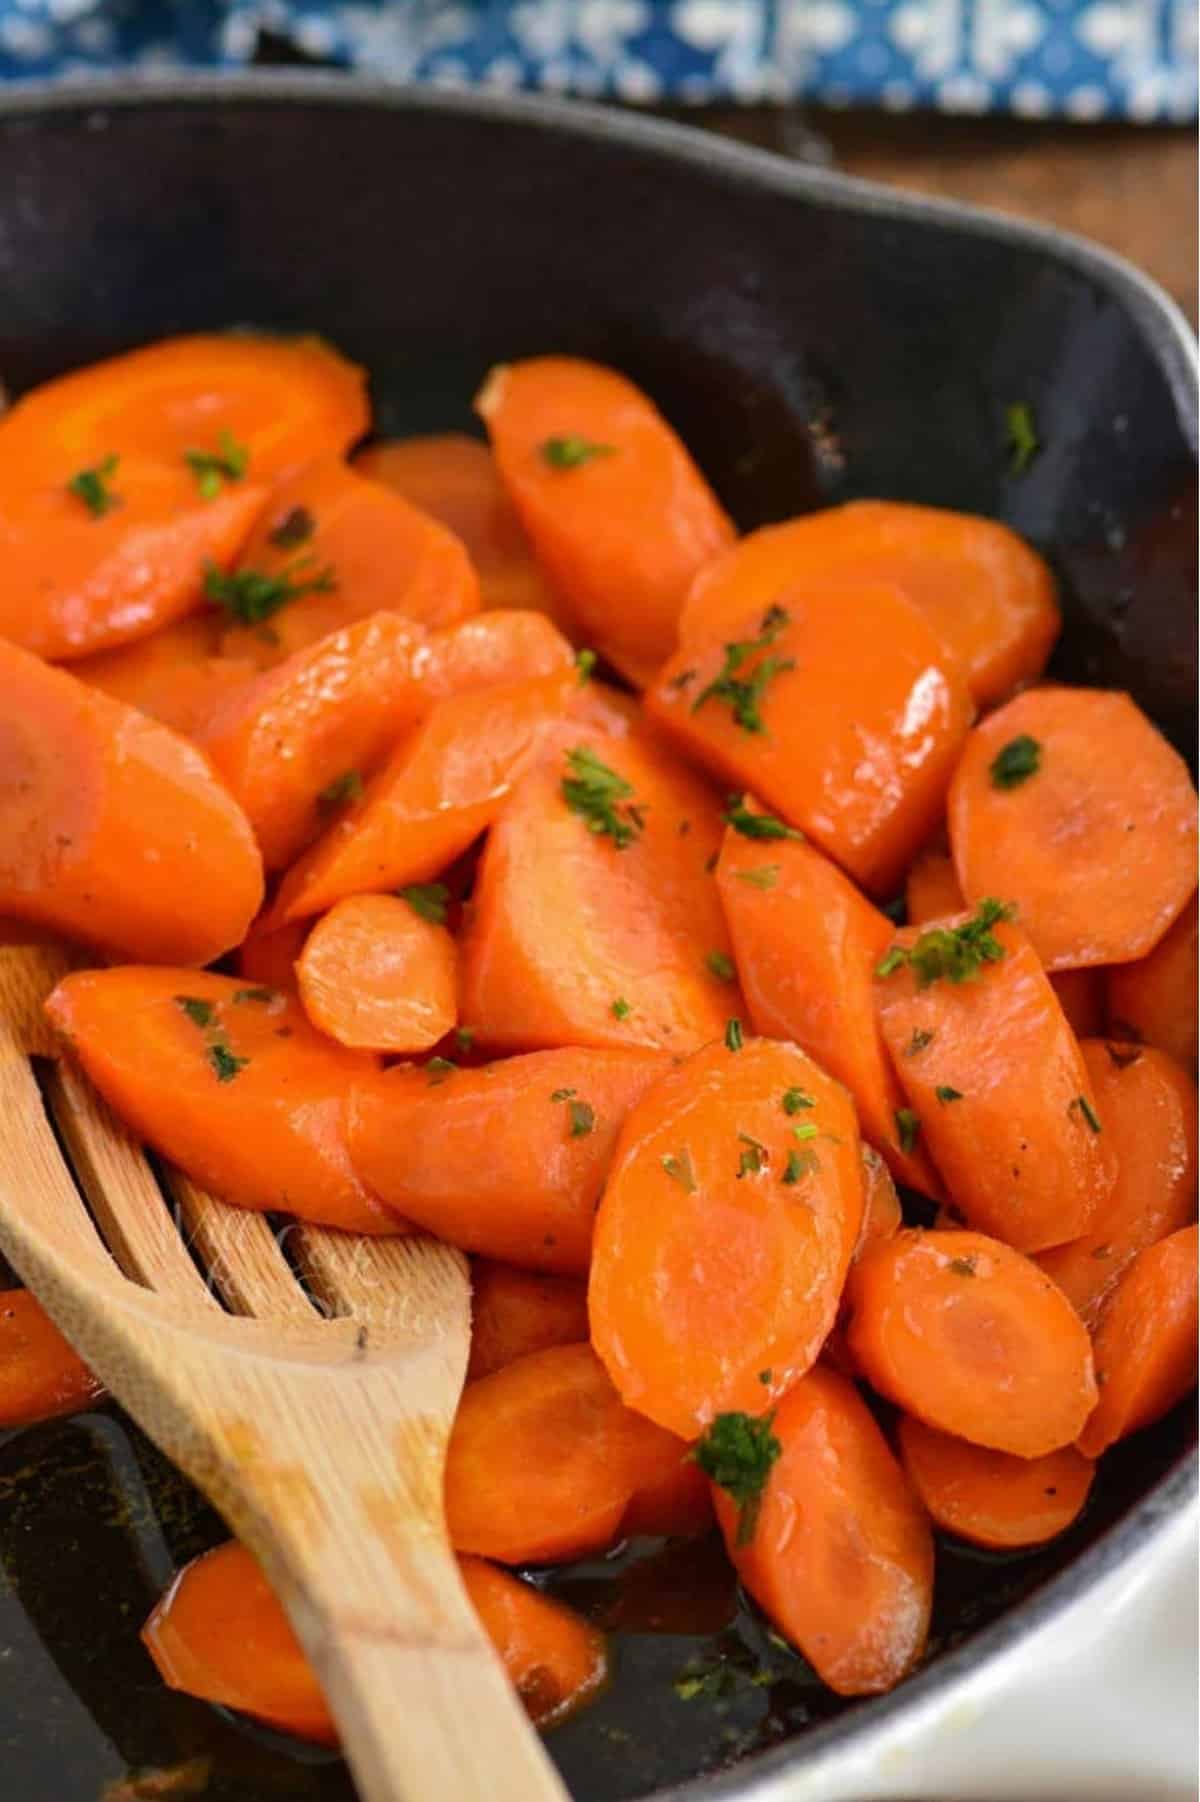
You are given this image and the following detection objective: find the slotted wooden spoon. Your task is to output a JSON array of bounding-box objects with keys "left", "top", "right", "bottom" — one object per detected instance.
[{"left": 0, "top": 943, "right": 570, "bottom": 1802}]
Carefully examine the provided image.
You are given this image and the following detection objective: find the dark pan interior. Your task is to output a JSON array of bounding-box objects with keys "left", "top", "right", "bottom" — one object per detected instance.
[{"left": 0, "top": 80, "right": 1196, "bottom": 1802}]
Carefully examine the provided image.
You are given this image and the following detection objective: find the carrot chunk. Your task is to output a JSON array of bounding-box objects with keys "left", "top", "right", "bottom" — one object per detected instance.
[
  {"left": 422, "top": 610, "right": 575, "bottom": 700},
  {"left": 456, "top": 1554, "right": 609, "bottom": 1727},
  {"left": 708, "top": 1366, "right": 933, "bottom": 1696},
  {"left": 297, "top": 894, "right": 457, "bottom": 1053},
  {"left": 1107, "top": 895, "right": 1199, "bottom": 1073},
  {"left": 0, "top": 639, "right": 263, "bottom": 965},
  {"left": 349, "top": 1047, "right": 671, "bottom": 1272},
  {"left": 71, "top": 613, "right": 257, "bottom": 739},
  {"left": 619, "top": 1445, "right": 714, "bottom": 1539},
  {"left": 679, "top": 501, "right": 1059, "bottom": 709},
  {"left": 478, "top": 357, "right": 734, "bottom": 686},
  {"left": 589, "top": 1037, "right": 864, "bottom": 1439},
  {"left": 237, "top": 915, "right": 309, "bottom": 993},
  {"left": 647, "top": 584, "right": 971, "bottom": 897},
  {"left": 875, "top": 910, "right": 1116, "bottom": 1252},
  {"left": 857, "top": 1145, "right": 903, "bottom": 1258},
  {"left": 846, "top": 1229, "right": 1097, "bottom": 1457},
  {"left": 0, "top": 1288, "right": 106, "bottom": 1427},
  {"left": 468, "top": 1262, "right": 590, "bottom": 1381},
  {"left": 45, "top": 968, "right": 394, "bottom": 1234},
  {"left": 897, "top": 1417, "right": 1094, "bottom": 1549},
  {"left": 948, "top": 687, "right": 1198, "bottom": 970},
  {"left": 1077, "top": 1224, "right": 1199, "bottom": 1458}
]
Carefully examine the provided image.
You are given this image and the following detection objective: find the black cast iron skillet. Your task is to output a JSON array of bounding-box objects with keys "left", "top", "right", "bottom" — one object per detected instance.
[{"left": 0, "top": 76, "right": 1195, "bottom": 1802}]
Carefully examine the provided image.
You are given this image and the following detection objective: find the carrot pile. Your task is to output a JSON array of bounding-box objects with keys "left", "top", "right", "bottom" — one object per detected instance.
[{"left": 1, "top": 333, "right": 1195, "bottom": 1742}]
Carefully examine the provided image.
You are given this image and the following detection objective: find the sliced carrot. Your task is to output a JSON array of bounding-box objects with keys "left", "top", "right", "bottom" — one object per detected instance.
[
  {"left": 897, "top": 1416, "right": 1094, "bottom": 1550},
  {"left": 237, "top": 915, "right": 309, "bottom": 992},
  {"left": 456, "top": 1554, "right": 609, "bottom": 1727},
  {"left": 717, "top": 816, "right": 940, "bottom": 1193},
  {"left": 857, "top": 1145, "right": 903, "bottom": 1258},
  {"left": 906, "top": 844, "right": 964, "bottom": 924},
  {"left": 422, "top": 609, "right": 575, "bottom": 701},
  {"left": 620, "top": 1445, "right": 714, "bottom": 1539},
  {"left": 461, "top": 726, "right": 740, "bottom": 1055},
  {"left": 443, "top": 1342, "right": 691, "bottom": 1563},
  {"left": 199, "top": 612, "right": 430, "bottom": 872},
  {"left": 647, "top": 584, "right": 971, "bottom": 897},
  {"left": 217, "top": 454, "right": 479, "bottom": 669},
  {"left": 269, "top": 671, "right": 572, "bottom": 925},
  {"left": 948, "top": 687, "right": 1198, "bottom": 970},
  {"left": 1037, "top": 1041, "right": 1197, "bottom": 1326},
  {"left": 710, "top": 1365, "right": 933, "bottom": 1696},
  {"left": 0, "top": 1288, "right": 106, "bottom": 1427},
  {"left": 70, "top": 613, "right": 258, "bottom": 739},
  {"left": 0, "top": 639, "right": 263, "bottom": 965},
  {"left": 297, "top": 894, "right": 457, "bottom": 1053},
  {"left": 1107, "top": 895, "right": 1199, "bottom": 1072},
  {"left": 1077, "top": 1225, "right": 1199, "bottom": 1458},
  {"left": 467, "top": 1262, "right": 590, "bottom": 1381},
  {"left": 477, "top": 357, "right": 734, "bottom": 686},
  {"left": 679, "top": 501, "right": 1060, "bottom": 709},
  {"left": 355, "top": 434, "right": 577, "bottom": 634},
  {"left": 349, "top": 1047, "right": 671, "bottom": 1272},
  {"left": 846, "top": 1228, "right": 1097, "bottom": 1456},
  {"left": 875, "top": 912, "right": 1116, "bottom": 1252},
  {"left": 569, "top": 679, "right": 642, "bottom": 738},
  {"left": 45, "top": 969, "right": 394, "bottom": 1234},
  {"left": 1048, "top": 968, "right": 1106, "bottom": 1040},
  {"left": 590, "top": 1037, "right": 863, "bottom": 1439}
]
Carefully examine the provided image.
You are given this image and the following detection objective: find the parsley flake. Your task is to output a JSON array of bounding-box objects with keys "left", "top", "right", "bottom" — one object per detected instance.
[
  {"left": 204, "top": 556, "right": 336, "bottom": 625},
  {"left": 737, "top": 1134, "right": 768, "bottom": 1177},
  {"left": 185, "top": 429, "right": 249, "bottom": 499},
  {"left": 425, "top": 1057, "right": 458, "bottom": 1085},
  {"left": 208, "top": 1042, "right": 248, "bottom": 1084},
  {"left": 905, "top": 1029, "right": 935, "bottom": 1057},
  {"left": 611, "top": 997, "right": 632, "bottom": 1021},
  {"left": 692, "top": 606, "right": 795, "bottom": 734},
  {"left": 1005, "top": 401, "right": 1040, "bottom": 476},
  {"left": 575, "top": 648, "right": 597, "bottom": 683},
  {"left": 540, "top": 435, "right": 615, "bottom": 469},
  {"left": 454, "top": 1026, "right": 476, "bottom": 1053},
  {"left": 175, "top": 996, "right": 215, "bottom": 1028},
  {"left": 1071, "top": 1094, "right": 1102, "bottom": 1134},
  {"left": 792, "top": 1123, "right": 819, "bottom": 1143},
  {"left": 566, "top": 1098, "right": 595, "bottom": 1138},
  {"left": 268, "top": 505, "right": 316, "bottom": 549},
  {"left": 935, "top": 1085, "right": 965, "bottom": 1104},
  {"left": 722, "top": 796, "right": 803, "bottom": 841},
  {"left": 990, "top": 734, "right": 1042, "bottom": 790},
  {"left": 895, "top": 1108, "right": 921, "bottom": 1154},
  {"left": 948, "top": 1256, "right": 977, "bottom": 1277},
  {"left": 400, "top": 882, "right": 450, "bottom": 925},
  {"left": 734, "top": 864, "right": 778, "bottom": 890},
  {"left": 725, "top": 1018, "right": 744, "bottom": 1052},
  {"left": 783, "top": 1148, "right": 819, "bottom": 1183},
  {"left": 781, "top": 1088, "right": 814, "bottom": 1115},
  {"left": 662, "top": 1149, "right": 698, "bottom": 1192},
  {"left": 232, "top": 986, "right": 277, "bottom": 1005},
  {"left": 876, "top": 899, "right": 1015, "bottom": 989},
  {"left": 561, "top": 745, "right": 644, "bottom": 850},
  {"left": 68, "top": 454, "right": 120, "bottom": 517},
  {"left": 318, "top": 769, "right": 364, "bottom": 813},
  {"left": 706, "top": 950, "right": 736, "bottom": 982},
  {"left": 692, "top": 1411, "right": 781, "bottom": 1546}
]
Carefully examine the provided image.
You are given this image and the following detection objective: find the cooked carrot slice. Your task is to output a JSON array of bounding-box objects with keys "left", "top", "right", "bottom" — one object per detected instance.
[
  {"left": 459, "top": 726, "right": 739, "bottom": 1055},
  {"left": 948, "top": 687, "right": 1198, "bottom": 971},
  {"left": 0, "top": 1288, "right": 106, "bottom": 1427},
  {"left": 717, "top": 816, "right": 940, "bottom": 1194},
  {"left": 355, "top": 434, "right": 578, "bottom": 634},
  {"left": 906, "top": 844, "right": 964, "bottom": 924},
  {"left": 709, "top": 1365, "right": 933, "bottom": 1696},
  {"left": 71, "top": 613, "right": 258, "bottom": 739},
  {"left": 297, "top": 894, "right": 457, "bottom": 1053},
  {"left": 467, "top": 1262, "right": 590, "bottom": 1382},
  {"left": 1107, "top": 895, "right": 1199, "bottom": 1072},
  {"left": 620, "top": 1445, "right": 714, "bottom": 1539},
  {"left": 477, "top": 357, "right": 734, "bottom": 686},
  {"left": 0, "top": 639, "right": 263, "bottom": 965},
  {"left": 569, "top": 679, "right": 642, "bottom": 737},
  {"left": 422, "top": 609, "right": 575, "bottom": 700},
  {"left": 1077, "top": 1225, "right": 1199, "bottom": 1458},
  {"left": 679, "top": 501, "right": 1059, "bottom": 709},
  {"left": 217, "top": 454, "right": 479, "bottom": 669},
  {"left": 590, "top": 1037, "right": 863, "bottom": 1439},
  {"left": 846, "top": 1229, "right": 1097, "bottom": 1457},
  {"left": 443, "top": 1342, "right": 691, "bottom": 1563},
  {"left": 456, "top": 1554, "right": 609, "bottom": 1727},
  {"left": 199, "top": 612, "right": 430, "bottom": 872},
  {"left": 647, "top": 584, "right": 971, "bottom": 897},
  {"left": 349, "top": 1047, "right": 671, "bottom": 1272},
  {"left": 897, "top": 1417, "right": 1094, "bottom": 1550},
  {"left": 857, "top": 1145, "right": 903, "bottom": 1258},
  {"left": 237, "top": 915, "right": 309, "bottom": 992},
  {"left": 45, "top": 969, "right": 394, "bottom": 1234},
  {"left": 270, "top": 671, "right": 574, "bottom": 925},
  {"left": 875, "top": 911, "right": 1116, "bottom": 1252},
  {"left": 1037, "top": 1041, "right": 1197, "bottom": 1326}
]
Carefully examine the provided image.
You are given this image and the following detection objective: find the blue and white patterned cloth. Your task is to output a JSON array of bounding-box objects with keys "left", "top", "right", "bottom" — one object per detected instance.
[{"left": 1, "top": 0, "right": 1196, "bottom": 118}]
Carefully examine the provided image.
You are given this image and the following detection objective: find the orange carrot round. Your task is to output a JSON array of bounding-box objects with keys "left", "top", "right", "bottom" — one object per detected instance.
[
  {"left": 589, "top": 1037, "right": 864, "bottom": 1439},
  {"left": 846, "top": 1229, "right": 1097, "bottom": 1457},
  {"left": 237, "top": 915, "right": 310, "bottom": 992},
  {"left": 619, "top": 1445, "right": 714, "bottom": 1540},
  {"left": 905, "top": 843, "right": 964, "bottom": 925},
  {"left": 0, "top": 1288, "right": 106, "bottom": 1427},
  {"left": 948, "top": 687, "right": 1198, "bottom": 971},
  {"left": 897, "top": 1416, "right": 1094, "bottom": 1549},
  {"left": 467, "top": 1262, "right": 590, "bottom": 1382},
  {"left": 1107, "top": 894, "right": 1198, "bottom": 1072},
  {"left": 1077, "top": 1224, "right": 1199, "bottom": 1458},
  {"left": 422, "top": 610, "right": 575, "bottom": 701},
  {"left": 71, "top": 613, "right": 257, "bottom": 739},
  {"left": 297, "top": 893, "right": 457, "bottom": 1053},
  {"left": 456, "top": 1554, "right": 609, "bottom": 1727}
]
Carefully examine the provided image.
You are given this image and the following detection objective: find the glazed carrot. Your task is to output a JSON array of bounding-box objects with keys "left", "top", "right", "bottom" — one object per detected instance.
[
  {"left": 679, "top": 501, "right": 1060, "bottom": 709},
  {"left": 947, "top": 687, "right": 1198, "bottom": 970},
  {"left": 460, "top": 726, "right": 739, "bottom": 1055},
  {"left": 620, "top": 1444, "right": 714, "bottom": 1539},
  {"left": 647, "top": 584, "right": 971, "bottom": 897},
  {"left": 297, "top": 894, "right": 457, "bottom": 1053},
  {"left": 897, "top": 1416, "right": 1094, "bottom": 1550},
  {"left": 906, "top": 844, "right": 964, "bottom": 924},
  {"left": 0, "top": 1288, "right": 106, "bottom": 1427},
  {"left": 199, "top": 612, "right": 430, "bottom": 871},
  {"left": 717, "top": 814, "right": 940, "bottom": 1193},
  {"left": 875, "top": 911, "right": 1115, "bottom": 1251},
  {"left": 1077, "top": 1225, "right": 1199, "bottom": 1459},
  {"left": 1048, "top": 968, "right": 1106, "bottom": 1040},
  {"left": 707, "top": 1366, "right": 933, "bottom": 1696},
  {"left": 1107, "top": 895, "right": 1199, "bottom": 1072},
  {"left": 590, "top": 1038, "right": 864, "bottom": 1438},
  {"left": 237, "top": 915, "right": 309, "bottom": 992},
  {"left": 422, "top": 609, "right": 575, "bottom": 700},
  {"left": 349, "top": 1047, "right": 672, "bottom": 1272},
  {"left": 846, "top": 1229, "right": 1097, "bottom": 1456},
  {"left": 569, "top": 678, "right": 642, "bottom": 738},
  {"left": 456, "top": 1554, "right": 608, "bottom": 1727},
  {"left": 1037, "top": 1041, "right": 1197, "bottom": 1326},
  {"left": 467, "top": 1262, "right": 590, "bottom": 1381},
  {"left": 355, "top": 434, "right": 578, "bottom": 634},
  {"left": 478, "top": 357, "right": 734, "bottom": 686},
  {"left": 45, "top": 969, "right": 394, "bottom": 1234},
  {"left": 217, "top": 454, "right": 479, "bottom": 669},
  {"left": 857, "top": 1145, "right": 903, "bottom": 1258},
  {"left": 0, "top": 639, "right": 263, "bottom": 965},
  {"left": 71, "top": 613, "right": 258, "bottom": 739},
  {"left": 444, "top": 1343, "right": 692, "bottom": 1563},
  {"left": 270, "top": 672, "right": 574, "bottom": 925}
]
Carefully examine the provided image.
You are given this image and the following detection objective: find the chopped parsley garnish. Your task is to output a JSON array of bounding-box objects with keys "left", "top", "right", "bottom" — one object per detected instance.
[
  {"left": 575, "top": 648, "right": 597, "bottom": 682},
  {"left": 454, "top": 1026, "right": 476, "bottom": 1052},
  {"left": 758, "top": 1369, "right": 773, "bottom": 1385},
  {"left": 611, "top": 997, "right": 631, "bottom": 1020},
  {"left": 792, "top": 1122, "right": 819, "bottom": 1143},
  {"left": 232, "top": 986, "right": 277, "bottom": 1005},
  {"left": 425, "top": 1057, "right": 458, "bottom": 1085},
  {"left": 706, "top": 950, "right": 736, "bottom": 982},
  {"left": 692, "top": 606, "right": 794, "bottom": 734},
  {"left": 905, "top": 1028, "right": 935, "bottom": 1057},
  {"left": 208, "top": 1043, "right": 248, "bottom": 1083},
  {"left": 1071, "top": 1094, "right": 1102, "bottom": 1134},
  {"left": 895, "top": 1108, "right": 921, "bottom": 1154},
  {"left": 176, "top": 993, "right": 247, "bottom": 1082},
  {"left": 737, "top": 1134, "right": 768, "bottom": 1177},
  {"left": 561, "top": 745, "right": 644, "bottom": 850},
  {"left": 175, "top": 996, "right": 215, "bottom": 1028},
  {"left": 877, "top": 898, "right": 1015, "bottom": 989},
  {"left": 550, "top": 1087, "right": 576, "bottom": 1101},
  {"left": 555, "top": 1094, "right": 595, "bottom": 1137},
  {"left": 1005, "top": 401, "right": 1040, "bottom": 476},
  {"left": 185, "top": 429, "right": 249, "bottom": 499},
  {"left": 948, "top": 1256, "right": 977, "bottom": 1278},
  {"left": 725, "top": 1018, "right": 744, "bottom": 1052},
  {"left": 540, "top": 435, "right": 615, "bottom": 469},
  {"left": 692, "top": 1411, "right": 782, "bottom": 1546},
  {"left": 734, "top": 864, "right": 779, "bottom": 891},
  {"left": 781, "top": 1088, "right": 814, "bottom": 1114},
  {"left": 722, "top": 796, "right": 803, "bottom": 841},
  {"left": 935, "top": 1085, "right": 965, "bottom": 1104},
  {"left": 662, "top": 1149, "right": 697, "bottom": 1192},
  {"left": 204, "top": 555, "right": 336, "bottom": 625},
  {"left": 68, "top": 454, "right": 120, "bottom": 517},
  {"left": 317, "top": 769, "right": 364, "bottom": 813},
  {"left": 990, "top": 734, "right": 1042, "bottom": 790},
  {"left": 783, "top": 1148, "right": 819, "bottom": 1183},
  {"left": 268, "top": 505, "right": 315, "bottom": 549},
  {"left": 400, "top": 881, "right": 450, "bottom": 925},
  {"left": 669, "top": 668, "right": 698, "bottom": 692}
]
